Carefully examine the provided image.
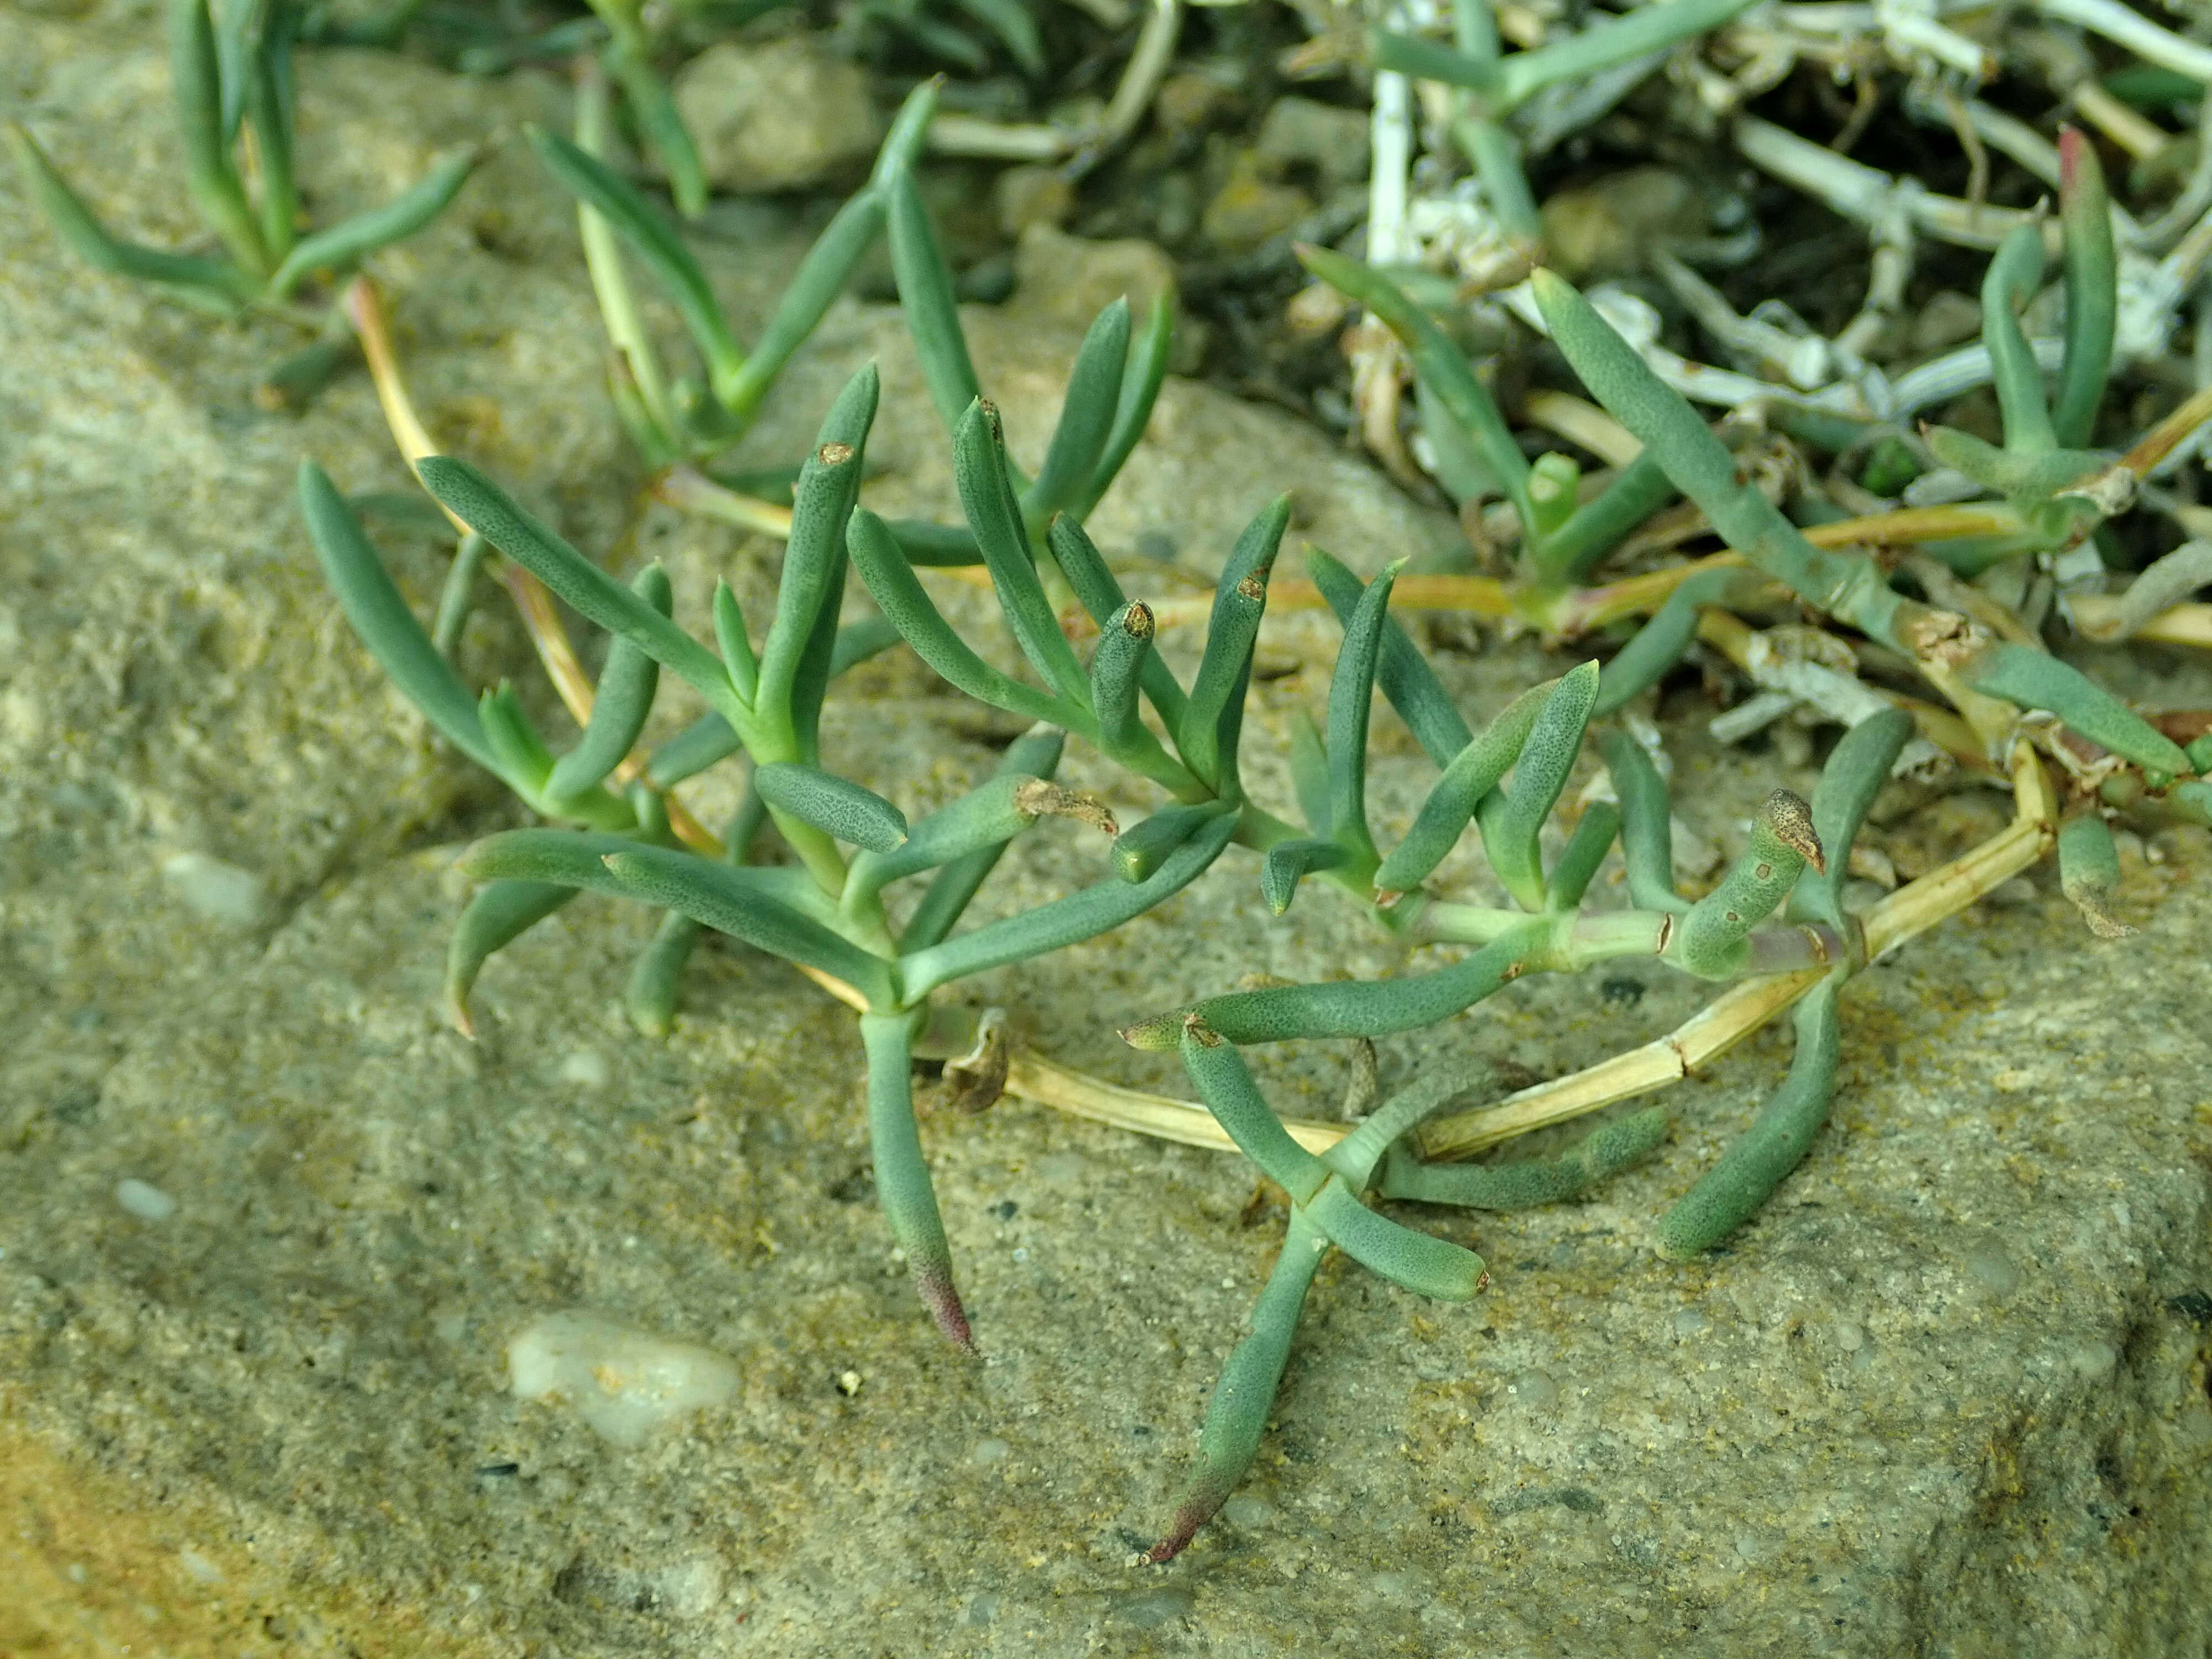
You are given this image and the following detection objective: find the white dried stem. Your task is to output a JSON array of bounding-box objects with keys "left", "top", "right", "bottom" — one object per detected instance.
[{"left": 2032, "top": 0, "right": 2212, "bottom": 86}]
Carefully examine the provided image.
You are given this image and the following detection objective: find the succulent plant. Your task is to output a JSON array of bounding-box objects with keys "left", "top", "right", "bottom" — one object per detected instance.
[
  {"left": 7, "top": 0, "right": 475, "bottom": 318},
  {"left": 262, "top": 0, "right": 2212, "bottom": 1571}
]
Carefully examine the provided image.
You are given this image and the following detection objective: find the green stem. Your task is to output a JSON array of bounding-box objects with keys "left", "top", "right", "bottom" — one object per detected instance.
[
  {"left": 1533, "top": 272, "right": 1927, "bottom": 656},
  {"left": 859, "top": 1011, "right": 973, "bottom": 1349},
  {"left": 170, "top": 0, "right": 270, "bottom": 277},
  {"left": 1495, "top": 0, "right": 1759, "bottom": 107},
  {"left": 575, "top": 59, "right": 679, "bottom": 451},
  {"left": 1147, "top": 1210, "right": 1325, "bottom": 1563},
  {"left": 1455, "top": 116, "right": 1540, "bottom": 243}
]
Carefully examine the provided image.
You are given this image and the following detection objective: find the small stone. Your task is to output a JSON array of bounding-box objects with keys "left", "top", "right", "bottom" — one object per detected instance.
[
  {"left": 994, "top": 164, "right": 1073, "bottom": 237},
  {"left": 971, "top": 1436, "right": 1010, "bottom": 1464},
  {"left": 1201, "top": 156, "right": 1313, "bottom": 252},
  {"left": 1965, "top": 1238, "right": 2021, "bottom": 1298},
  {"left": 1254, "top": 96, "right": 1370, "bottom": 190},
  {"left": 559, "top": 1049, "right": 609, "bottom": 1090},
  {"left": 1286, "top": 279, "right": 1350, "bottom": 336},
  {"left": 1540, "top": 168, "right": 1695, "bottom": 279},
  {"left": 1009, "top": 223, "right": 1178, "bottom": 336},
  {"left": 1222, "top": 1493, "right": 1275, "bottom": 1526},
  {"left": 1113, "top": 1585, "right": 1196, "bottom": 1628},
  {"left": 653, "top": 1556, "right": 726, "bottom": 1620},
  {"left": 1911, "top": 290, "right": 1985, "bottom": 355},
  {"left": 674, "top": 37, "right": 880, "bottom": 194},
  {"left": 115, "top": 1178, "right": 178, "bottom": 1222},
  {"left": 837, "top": 1368, "right": 863, "bottom": 1396},
  {"left": 160, "top": 852, "right": 268, "bottom": 928},
  {"left": 1507, "top": 1368, "right": 1559, "bottom": 1410},
  {"left": 508, "top": 1312, "right": 739, "bottom": 1447},
  {"left": 1154, "top": 70, "right": 1240, "bottom": 134}
]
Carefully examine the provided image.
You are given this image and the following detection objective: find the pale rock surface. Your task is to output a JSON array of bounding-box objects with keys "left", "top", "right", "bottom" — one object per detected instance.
[
  {"left": 673, "top": 36, "right": 881, "bottom": 194},
  {"left": 2, "top": 10, "right": 2210, "bottom": 1659}
]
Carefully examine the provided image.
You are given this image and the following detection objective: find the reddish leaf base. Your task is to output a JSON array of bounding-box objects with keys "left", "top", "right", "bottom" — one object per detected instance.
[
  {"left": 915, "top": 1262, "right": 977, "bottom": 1354},
  {"left": 1145, "top": 1480, "right": 1230, "bottom": 1564}
]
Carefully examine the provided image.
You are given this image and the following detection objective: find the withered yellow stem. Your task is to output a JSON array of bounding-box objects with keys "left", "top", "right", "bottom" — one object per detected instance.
[
  {"left": 654, "top": 467, "right": 797, "bottom": 538},
  {"left": 2070, "top": 81, "right": 2171, "bottom": 161},
  {"left": 2120, "top": 384, "right": 2212, "bottom": 478},
  {"left": 2069, "top": 597, "right": 2212, "bottom": 648},
  {"left": 964, "top": 742, "right": 2059, "bottom": 1164},
  {"left": 345, "top": 276, "right": 460, "bottom": 529},
  {"left": 1522, "top": 389, "right": 1642, "bottom": 467},
  {"left": 1802, "top": 505, "right": 2027, "bottom": 546},
  {"left": 1008, "top": 1052, "right": 1347, "bottom": 1155}
]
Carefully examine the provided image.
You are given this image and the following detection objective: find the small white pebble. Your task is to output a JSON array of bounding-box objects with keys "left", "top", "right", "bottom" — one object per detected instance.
[
  {"left": 1507, "top": 1369, "right": 1559, "bottom": 1411},
  {"left": 837, "top": 1369, "right": 863, "bottom": 1396},
  {"left": 971, "top": 1437, "right": 1010, "bottom": 1465},
  {"left": 653, "top": 1556, "right": 726, "bottom": 1620},
  {"left": 115, "top": 1178, "right": 178, "bottom": 1222},
  {"left": 1222, "top": 1494, "right": 1276, "bottom": 1527},
  {"left": 2069, "top": 1339, "right": 2117, "bottom": 1379},
  {"left": 160, "top": 852, "right": 267, "bottom": 928},
  {"left": 1834, "top": 1321, "right": 1865, "bottom": 1353},
  {"left": 1965, "top": 1239, "right": 2021, "bottom": 1298},
  {"left": 508, "top": 1312, "right": 739, "bottom": 1447},
  {"left": 1672, "top": 1308, "right": 1711, "bottom": 1339},
  {"left": 559, "top": 1050, "right": 610, "bottom": 1090},
  {"left": 178, "top": 1548, "right": 223, "bottom": 1585}
]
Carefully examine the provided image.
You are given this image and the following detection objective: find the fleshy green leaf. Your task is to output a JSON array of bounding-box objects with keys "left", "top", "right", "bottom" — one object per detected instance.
[
  {"left": 886, "top": 168, "right": 980, "bottom": 439},
  {"left": 752, "top": 761, "right": 909, "bottom": 854},
  {"left": 953, "top": 399, "right": 1089, "bottom": 701},
  {"left": 1307, "top": 546, "right": 1472, "bottom": 766},
  {"left": 1022, "top": 299, "right": 1130, "bottom": 523},
  {"left": 298, "top": 460, "right": 500, "bottom": 775},
  {"left": 416, "top": 455, "right": 739, "bottom": 718},
  {"left": 267, "top": 148, "right": 478, "bottom": 299},
  {"left": 7, "top": 121, "right": 258, "bottom": 310},
  {"left": 525, "top": 123, "right": 744, "bottom": 398},
  {"left": 847, "top": 508, "right": 1072, "bottom": 729},
  {"left": 899, "top": 806, "right": 1237, "bottom": 999},
  {"left": 1474, "top": 660, "right": 1599, "bottom": 910},
  {"left": 545, "top": 562, "right": 671, "bottom": 804},
  {"left": 1655, "top": 971, "right": 1842, "bottom": 1258},
  {"left": 1789, "top": 708, "right": 1911, "bottom": 932},
  {"left": 1178, "top": 497, "right": 1289, "bottom": 792}
]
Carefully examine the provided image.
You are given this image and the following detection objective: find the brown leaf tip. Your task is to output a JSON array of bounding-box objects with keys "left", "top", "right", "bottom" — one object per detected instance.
[
  {"left": 818, "top": 441, "right": 855, "bottom": 467},
  {"left": 1183, "top": 1012, "right": 1224, "bottom": 1048},
  {"left": 1015, "top": 779, "right": 1119, "bottom": 835},
  {"left": 1121, "top": 602, "right": 1156, "bottom": 640},
  {"left": 1763, "top": 789, "right": 1825, "bottom": 874}
]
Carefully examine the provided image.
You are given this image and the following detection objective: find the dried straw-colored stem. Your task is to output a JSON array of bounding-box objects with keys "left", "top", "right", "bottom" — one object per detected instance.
[{"left": 781, "top": 744, "right": 2060, "bottom": 1166}]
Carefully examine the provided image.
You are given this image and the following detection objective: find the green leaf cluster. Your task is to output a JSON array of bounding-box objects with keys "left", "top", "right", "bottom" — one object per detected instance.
[{"left": 9, "top": 0, "right": 477, "bottom": 315}]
